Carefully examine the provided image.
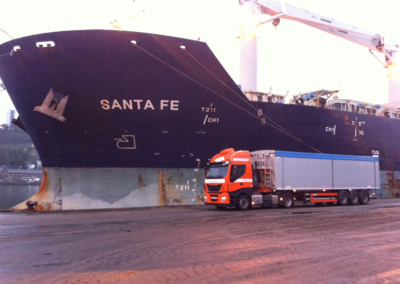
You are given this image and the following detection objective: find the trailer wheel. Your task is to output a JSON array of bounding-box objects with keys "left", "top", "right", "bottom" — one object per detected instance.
[
  {"left": 359, "top": 190, "right": 369, "bottom": 205},
  {"left": 349, "top": 191, "right": 359, "bottom": 205},
  {"left": 236, "top": 195, "right": 251, "bottom": 210},
  {"left": 282, "top": 193, "right": 294, "bottom": 208},
  {"left": 337, "top": 191, "right": 349, "bottom": 206}
]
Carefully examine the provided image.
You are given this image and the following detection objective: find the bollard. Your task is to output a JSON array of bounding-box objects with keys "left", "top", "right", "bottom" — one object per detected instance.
[{"left": 26, "top": 200, "right": 38, "bottom": 210}]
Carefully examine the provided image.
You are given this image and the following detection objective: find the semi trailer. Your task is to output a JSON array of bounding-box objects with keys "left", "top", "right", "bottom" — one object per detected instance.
[{"left": 204, "top": 148, "right": 380, "bottom": 210}]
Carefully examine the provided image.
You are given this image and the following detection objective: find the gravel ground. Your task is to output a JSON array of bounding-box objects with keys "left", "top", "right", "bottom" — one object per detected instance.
[{"left": 1, "top": 199, "right": 400, "bottom": 284}]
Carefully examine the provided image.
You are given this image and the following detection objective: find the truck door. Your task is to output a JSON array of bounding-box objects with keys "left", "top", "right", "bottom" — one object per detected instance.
[{"left": 229, "top": 164, "right": 252, "bottom": 192}]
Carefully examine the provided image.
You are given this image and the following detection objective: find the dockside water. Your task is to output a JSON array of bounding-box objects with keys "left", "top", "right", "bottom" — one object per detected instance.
[{"left": 0, "top": 184, "right": 40, "bottom": 209}]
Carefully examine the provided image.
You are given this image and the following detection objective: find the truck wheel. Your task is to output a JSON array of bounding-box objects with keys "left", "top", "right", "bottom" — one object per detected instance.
[
  {"left": 337, "top": 191, "right": 349, "bottom": 206},
  {"left": 215, "top": 206, "right": 226, "bottom": 210},
  {"left": 236, "top": 195, "right": 251, "bottom": 210},
  {"left": 349, "top": 191, "right": 359, "bottom": 205},
  {"left": 359, "top": 190, "right": 369, "bottom": 205},
  {"left": 282, "top": 193, "right": 294, "bottom": 208}
]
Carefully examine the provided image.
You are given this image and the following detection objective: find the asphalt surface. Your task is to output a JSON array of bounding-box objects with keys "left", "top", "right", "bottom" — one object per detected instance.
[{"left": 1, "top": 199, "right": 400, "bottom": 284}]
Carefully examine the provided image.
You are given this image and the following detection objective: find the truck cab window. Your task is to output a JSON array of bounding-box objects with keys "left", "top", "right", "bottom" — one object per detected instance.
[
  {"left": 230, "top": 165, "right": 246, "bottom": 182},
  {"left": 206, "top": 165, "right": 229, "bottom": 178}
]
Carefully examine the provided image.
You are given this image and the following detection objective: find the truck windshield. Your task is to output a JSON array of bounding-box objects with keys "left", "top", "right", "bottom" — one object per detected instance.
[{"left": 206, "top": 165, "right": 229, "bottom": 179}]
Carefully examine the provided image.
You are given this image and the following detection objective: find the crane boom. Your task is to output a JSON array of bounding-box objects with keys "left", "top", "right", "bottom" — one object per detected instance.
[
  {"left": 255, "top": 0, "right": 399, "bottom": 67},
  {"left": 238, "top": 0, "right": 400, "bottom": 102}
]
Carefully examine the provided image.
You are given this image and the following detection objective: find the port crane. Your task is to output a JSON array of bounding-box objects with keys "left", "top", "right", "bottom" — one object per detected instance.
[{"left": 239, "top": 0, "right": 400, "bottom": 103}]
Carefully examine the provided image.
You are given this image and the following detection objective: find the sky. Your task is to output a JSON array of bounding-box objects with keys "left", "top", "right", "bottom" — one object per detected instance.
[{"left": 0, "top": 0, "right": 399, "bottom": 124}]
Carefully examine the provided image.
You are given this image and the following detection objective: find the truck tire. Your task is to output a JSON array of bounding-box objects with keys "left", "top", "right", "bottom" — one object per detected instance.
[
  {"left": 359, "top": 190, "right": 369, "bottom": 205},
  {"left": 282, "top": 193, "right": 294, "bottom": 208},
  {"left": 337, "top": 190, "right": 349, "bottom": 206},
  {"left": 348, "top": 191, "right": 359, "bottom": 205},
  {"left": 236, "top": 195, "right": 251, "bottom": 210}
]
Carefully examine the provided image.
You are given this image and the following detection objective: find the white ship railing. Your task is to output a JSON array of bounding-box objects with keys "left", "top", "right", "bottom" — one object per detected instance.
[
  {"left": 244, "top": 90, "right": 400, "bottom": 120},
  {"left": 325, "top": 98, "right": 400, "bottom": 119}
]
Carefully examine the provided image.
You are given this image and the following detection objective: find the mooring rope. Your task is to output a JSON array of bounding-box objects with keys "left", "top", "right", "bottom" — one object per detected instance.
[
  {"left": 183, "top": 49, "right": 322, "bottom": 153},
  {"left": 132, "top": 43, "right": 321, "bottom": 153},
  {"left": 0, "top": 51, "right": 12, "bottom": 58},
  {"left": 183, "top": 50, "right": 305, "bottom": 136},
  {"left": 133, "top": 44, "right": 261, "bottom": 120}
]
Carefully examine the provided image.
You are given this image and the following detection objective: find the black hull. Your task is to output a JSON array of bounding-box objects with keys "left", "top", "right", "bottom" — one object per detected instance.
[{"left": 0, "top": 30, "right": 398, "bottom": 209}]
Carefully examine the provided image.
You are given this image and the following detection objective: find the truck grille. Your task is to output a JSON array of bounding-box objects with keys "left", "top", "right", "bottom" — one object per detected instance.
[{"left": 207, "top": 185, "right": 222, "bottom": 192}]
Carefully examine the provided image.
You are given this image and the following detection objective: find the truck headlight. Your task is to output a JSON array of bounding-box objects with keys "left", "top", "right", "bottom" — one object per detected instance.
[
  {"left": 204, "top": 196, "right": 208, "bottom": 201},
  {"left": 221, "top": 196, "right": 226, "bottom": 201}
]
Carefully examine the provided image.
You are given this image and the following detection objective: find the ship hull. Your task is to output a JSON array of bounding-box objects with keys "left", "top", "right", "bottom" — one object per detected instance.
[
  {"left": 11, "top": 167, "right": 205, "bottom": 210},
  {"left": 1, "top": 30, "right": 399, "bottom": 210}
]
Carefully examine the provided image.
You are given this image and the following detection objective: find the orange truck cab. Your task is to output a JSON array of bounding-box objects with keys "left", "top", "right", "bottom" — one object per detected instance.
[{"left": 204, "top": 148, "right": 256, "bottom": 210}]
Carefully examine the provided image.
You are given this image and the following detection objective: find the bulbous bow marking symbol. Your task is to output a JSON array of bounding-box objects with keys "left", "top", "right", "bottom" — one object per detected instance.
[{"left": 114, "top": 135, "right": 136, "bottom": 149}]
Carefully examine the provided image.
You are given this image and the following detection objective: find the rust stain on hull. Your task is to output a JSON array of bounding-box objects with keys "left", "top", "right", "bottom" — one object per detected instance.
[
  {"left": 138, "top": 174, "right": 144, "bottom": 189},
  {"left": 163, "top": 172, "right": 184, "bottom": 206},
  {"left": 51, "top": 177, "right": 64, "bottom": 210},
  {"left": 158, "top": 171, "right": 165, "bottom": 206},
  {"left": 158, "top": 171, "right": 187, "bottom": 206},
  {"left": 12, "top": 169, "right": 50, "bottom": 211}
]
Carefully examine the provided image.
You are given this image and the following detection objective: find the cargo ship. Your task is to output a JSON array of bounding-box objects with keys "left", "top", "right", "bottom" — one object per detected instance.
[{"left": 0, "top": 1, "right": 399, "bottom": 210}]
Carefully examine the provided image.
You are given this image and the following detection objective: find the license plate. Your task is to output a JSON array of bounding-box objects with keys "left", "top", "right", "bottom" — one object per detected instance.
[{"left": 211, "top": 197, "right": 217, "bottom": 200}]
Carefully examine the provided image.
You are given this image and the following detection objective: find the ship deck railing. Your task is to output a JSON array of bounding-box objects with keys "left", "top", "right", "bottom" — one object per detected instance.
[
  {"left": 326, "top": 99, "right": 400, "bottom": 119},
  {"left": 245, "top": 93, "right": 400, "bottom": 120}
]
